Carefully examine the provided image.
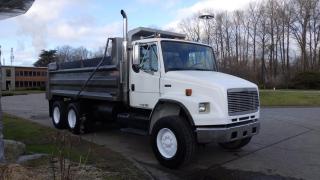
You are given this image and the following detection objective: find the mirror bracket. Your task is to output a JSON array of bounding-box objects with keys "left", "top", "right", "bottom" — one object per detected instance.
[{"left": 132, "top": 64, "right": 140, "bottom": 73}]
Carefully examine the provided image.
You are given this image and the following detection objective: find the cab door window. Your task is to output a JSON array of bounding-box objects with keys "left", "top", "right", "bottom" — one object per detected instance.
[{"left": 139, "top": 44, "right": 158, "bottom": 72}]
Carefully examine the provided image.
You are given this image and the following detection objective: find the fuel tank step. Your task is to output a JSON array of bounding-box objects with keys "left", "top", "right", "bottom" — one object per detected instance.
[{"left": 117, "top": 113, "right": 150, "bottom": 131}]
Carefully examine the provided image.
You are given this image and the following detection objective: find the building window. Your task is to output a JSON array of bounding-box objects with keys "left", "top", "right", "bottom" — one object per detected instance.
[
  {"left": 33, "top": 71, "right": 36, "bottom": 76},
  {"left": 15, "top": 71, "right": 20, "bottom": 77},
  {"left": 16, "top": 81, "right": 19, "bottom": 88},
  {"left": 37, "top": 71, "right": 40, "bottom": 76},
  {"left": 24, "top": 71, "right": 28, "bottom": 76},
  {"left": 6, "top": 69, "right": 11, "bottom": 77},
  {"left": 29, "top": 71, "right": 32, "bottom": 76}
]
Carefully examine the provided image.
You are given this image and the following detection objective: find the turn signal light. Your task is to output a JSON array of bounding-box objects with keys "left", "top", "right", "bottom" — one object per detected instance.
[{"left": 185, "top": 89, "right": 192, "bottom": 96}]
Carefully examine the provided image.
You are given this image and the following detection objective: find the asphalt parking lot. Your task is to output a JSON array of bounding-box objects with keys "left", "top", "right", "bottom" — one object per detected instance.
[{"left": 2, "top": 93, "right": 320, "bottom": 180}]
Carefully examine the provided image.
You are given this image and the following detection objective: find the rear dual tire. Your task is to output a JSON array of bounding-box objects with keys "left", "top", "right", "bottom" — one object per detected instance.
[
  {"left": 51, "top": 101, "right": 93, "bottom": 134},
  {"left": 67, "top": 103, "right": 94, "bottom": 134},
  {"left": 52, "top": 101, "right": 67, "bottom": 129}
]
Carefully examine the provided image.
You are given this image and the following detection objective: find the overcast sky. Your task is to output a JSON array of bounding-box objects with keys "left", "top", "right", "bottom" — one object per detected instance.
[{"left": 0, "top": 0, "right": 254, "bottom": 66}]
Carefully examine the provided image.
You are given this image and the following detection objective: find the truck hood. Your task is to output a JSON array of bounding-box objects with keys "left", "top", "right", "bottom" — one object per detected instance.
[{"left": 164, "top": 71, "right": 257, "bottom": 90}]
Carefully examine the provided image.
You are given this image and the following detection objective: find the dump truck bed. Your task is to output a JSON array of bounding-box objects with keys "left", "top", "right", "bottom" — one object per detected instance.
[{"left": 47, "top": 57, "right": 122, "bottom": 102}]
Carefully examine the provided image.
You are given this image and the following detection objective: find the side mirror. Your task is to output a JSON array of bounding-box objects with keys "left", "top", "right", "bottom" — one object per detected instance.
[
  {"left": 133, "top": 44, "right": 140, "bottom": 65},
  {"left": 132, "top": 44, "right": 140, "bottom": 73}
]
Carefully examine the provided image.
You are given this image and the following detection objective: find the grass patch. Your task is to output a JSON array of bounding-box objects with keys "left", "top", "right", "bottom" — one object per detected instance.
[
  {"left": 259, "top": 90, "right": 320, "bottom": 106},
  {"left": 3, "top": 114, "right": 148, "bottom": 179}
]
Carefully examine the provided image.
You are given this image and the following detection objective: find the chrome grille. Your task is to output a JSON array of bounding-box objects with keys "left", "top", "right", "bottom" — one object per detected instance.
[{"left": 227, "top": 88, "right": 259, "bottom": 116}]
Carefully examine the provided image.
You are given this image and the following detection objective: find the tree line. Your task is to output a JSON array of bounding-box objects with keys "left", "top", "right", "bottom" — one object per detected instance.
[
  {"left": 34, "top": 46, "right": 104, "bottom": 67},
  {"left": 179, "top": 0, "right": 320, "bottom": 88}
]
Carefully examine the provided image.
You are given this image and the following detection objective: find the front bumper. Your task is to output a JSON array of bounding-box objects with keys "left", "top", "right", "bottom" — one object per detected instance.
[{"left": 196, "top": 120, "right": 260, "bottom": 143}]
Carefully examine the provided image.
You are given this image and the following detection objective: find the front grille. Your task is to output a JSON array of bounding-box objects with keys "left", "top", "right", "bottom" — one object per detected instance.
[{"left": 227, "top": 88, "right": 259, "bottom": 116}]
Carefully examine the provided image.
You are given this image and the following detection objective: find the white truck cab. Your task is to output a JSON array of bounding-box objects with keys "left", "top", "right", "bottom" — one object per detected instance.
[
  {"left": 47, "top": 10, "right": 260, "bottom": 168},
  {"left": 127, "top": 28, "right": 260, "bottom": 167}
]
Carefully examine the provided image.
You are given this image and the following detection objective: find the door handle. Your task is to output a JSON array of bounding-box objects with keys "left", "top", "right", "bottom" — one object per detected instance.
[{"left": 131, "top": 84, "right": 135, "bottom": 91}]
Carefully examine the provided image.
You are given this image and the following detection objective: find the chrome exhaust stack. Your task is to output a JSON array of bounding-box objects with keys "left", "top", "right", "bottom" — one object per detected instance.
[
  {"left": 120, "top": 10, "right": 128, "bottom": 85},
  {"left": 121, "top": 9, "right": 128, "bottom": 63},
  {"left": 121, "top": 9, "right": 128, "bottom": 43}
]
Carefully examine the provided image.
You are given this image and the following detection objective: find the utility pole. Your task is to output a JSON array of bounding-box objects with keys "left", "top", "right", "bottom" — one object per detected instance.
[{"left": 10, "top": 48, "right": 14, "bottom": 66}]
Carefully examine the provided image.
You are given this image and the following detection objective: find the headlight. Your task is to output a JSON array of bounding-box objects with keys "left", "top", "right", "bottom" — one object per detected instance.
[{"left": 199, "top": 102, "right": 210, "bottom": 113}]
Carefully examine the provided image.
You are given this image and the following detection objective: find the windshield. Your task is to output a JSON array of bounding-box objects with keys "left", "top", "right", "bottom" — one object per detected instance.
[{"left": 161, "top": 41, "right": 217, "bottom": 72}]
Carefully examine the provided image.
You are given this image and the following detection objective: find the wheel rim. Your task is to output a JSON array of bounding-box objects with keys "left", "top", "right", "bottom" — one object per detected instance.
[
  {"left": 156, "top": 128, "right": 177, "bottom": 159},
  {"left": 68, "top": 108, "right": 77, "bottom": 129},
  {"left": 53, "top": 106, "right": 60, "bottom": 124}
]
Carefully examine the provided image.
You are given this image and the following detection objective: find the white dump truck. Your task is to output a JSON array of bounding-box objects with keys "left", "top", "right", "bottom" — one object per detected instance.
[{"left": 47, "top": 10, "right": 260, "bottom": 168}]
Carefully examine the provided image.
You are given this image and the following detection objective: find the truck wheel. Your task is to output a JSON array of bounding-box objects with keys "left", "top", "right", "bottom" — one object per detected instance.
[
  {"left": 218, "top": 137, "right": 252, "bottom": 150},
  {"left": 51, "top": 101, "right": 67, "bottom": 129},
  {"left": 67, "top": 103, "right": 93, "bottom": 134},
  {"left": 67, "top": 103, "right": 83, "bottom": 134},
  {"left": 151, "top": 116, "right": 196, "bottom": 168}
]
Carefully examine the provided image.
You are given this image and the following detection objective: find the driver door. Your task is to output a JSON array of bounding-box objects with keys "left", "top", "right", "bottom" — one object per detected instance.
[{"left": 129, "top": 42, "right": 160, "bottom": 109}]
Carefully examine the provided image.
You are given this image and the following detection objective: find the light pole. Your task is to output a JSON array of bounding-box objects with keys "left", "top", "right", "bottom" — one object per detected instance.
[{"left": 199, "top": 14, "right": 214, "bottom": 45}]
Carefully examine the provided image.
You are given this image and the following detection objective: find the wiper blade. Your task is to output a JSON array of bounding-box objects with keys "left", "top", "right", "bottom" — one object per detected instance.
[
  {"left": 167, "top": 68, "right": 186, "bottom": 71},
  {"left": 192, "top": 68, "right": 213, "bottom": 71},
  {"left": 168, "top": 68, "right": 213, "bottom": 71}
]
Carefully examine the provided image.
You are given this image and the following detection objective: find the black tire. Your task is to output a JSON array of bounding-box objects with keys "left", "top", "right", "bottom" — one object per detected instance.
[
  {"left": 51, "top": 101, "right": 67, "bottom": 129},
  {"left": 67, "top": 103, "right": 82, "bottom": 134},
  {"left": 67, "top": 103, "right": 94, "bottom": 134},
  {"left": 218, "top": 137, "right": 252, "bottom": 150},
  {"left": 151, "top": 116, "right": 196, "bottom": 169}
]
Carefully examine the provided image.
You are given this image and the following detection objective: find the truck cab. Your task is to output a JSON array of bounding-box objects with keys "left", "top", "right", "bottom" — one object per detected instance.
[
  {"left": 128, "top": 27, "right": 260, "bottom": 135},
  {"left": 47, "top": 11, "right": 260, "bottom": 168},
  {"left": 127, "top": 28, "right": 260, "bottom": 166}
]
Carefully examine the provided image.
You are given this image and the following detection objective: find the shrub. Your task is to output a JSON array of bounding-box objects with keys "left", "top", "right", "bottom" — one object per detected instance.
[{"left": 290, "top": 71, "right": 320, "bottom": 89}]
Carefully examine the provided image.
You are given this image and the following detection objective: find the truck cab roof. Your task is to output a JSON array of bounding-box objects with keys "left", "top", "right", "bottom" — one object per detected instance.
[
  {"left": 128, "top": 27, "right": 186, "bottom": 42},
  {"left": 128, "top": 27, "right": 212, "bottom": 48}
]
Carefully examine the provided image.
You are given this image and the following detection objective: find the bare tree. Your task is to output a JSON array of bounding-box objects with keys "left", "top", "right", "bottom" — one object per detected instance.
[
  {"left": 179, "top": 14, "right": 201, "bottom": 42},
  {"left": 178, "top": 0, "right": 320, "bottom": 88},
  {"left": 56, "top": 46, "right": 92, "bottom": 62}
]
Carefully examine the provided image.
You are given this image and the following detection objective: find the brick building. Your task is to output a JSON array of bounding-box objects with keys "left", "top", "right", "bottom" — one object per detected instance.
[{"left": 1, "top": 66, "right": 47, "bottom": 91}]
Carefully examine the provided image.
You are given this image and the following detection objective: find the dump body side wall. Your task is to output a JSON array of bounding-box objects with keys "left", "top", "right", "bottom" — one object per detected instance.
[{"left": 47, "top": 65, "right": 122, "bottom": 101}]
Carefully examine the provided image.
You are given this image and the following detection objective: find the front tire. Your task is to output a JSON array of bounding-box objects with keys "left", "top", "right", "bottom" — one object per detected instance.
[
  {"left": 151, "top": 116, "right": 196, "bottom": 168},
  {"left": 218, "top": 137, "right": 252, "bottom": 150},
  {"left": 51, "top": 101, "right": 67, "bottom": 129}
]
